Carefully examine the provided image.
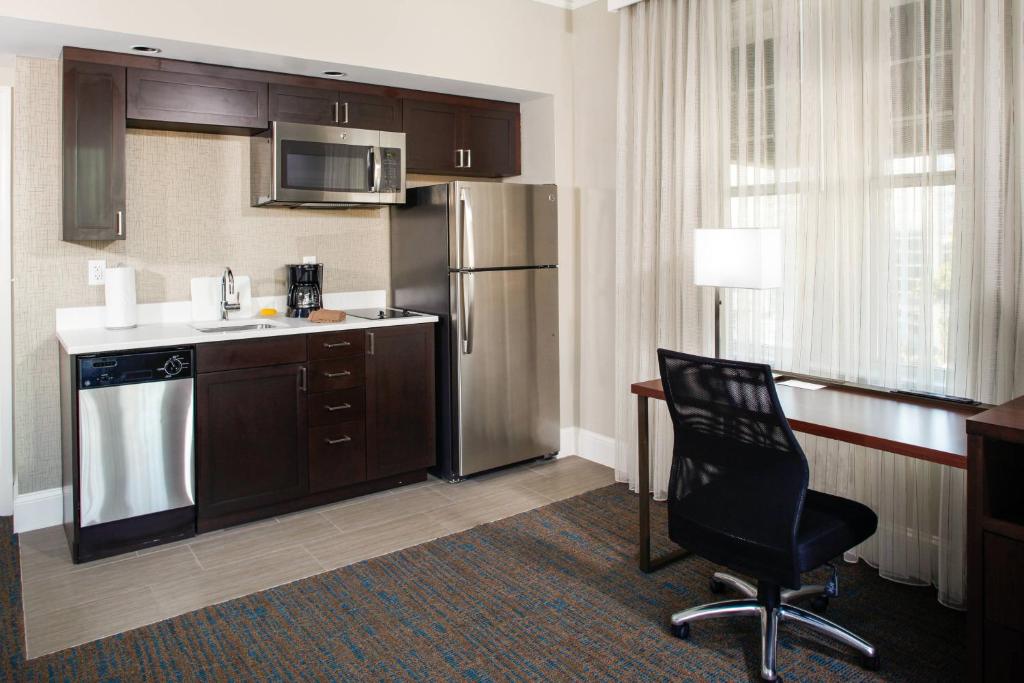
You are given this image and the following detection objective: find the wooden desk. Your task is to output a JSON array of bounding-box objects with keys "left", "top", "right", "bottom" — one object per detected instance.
[{"left": 630, "top": 377, "right": 983, "bottom": 572}]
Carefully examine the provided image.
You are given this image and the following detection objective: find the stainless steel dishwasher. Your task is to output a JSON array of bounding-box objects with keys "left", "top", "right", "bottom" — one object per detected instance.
[{"left": 67, "top": 348, "right": 196, "bottom": 562}]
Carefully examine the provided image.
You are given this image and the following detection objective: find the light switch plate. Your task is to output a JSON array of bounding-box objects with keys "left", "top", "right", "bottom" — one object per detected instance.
[
  {"left": 302, "top": 255, "right": 317, "bottom": 264},
  {"left": 88, "top": 260, "right": 106, "bottom": 286}
]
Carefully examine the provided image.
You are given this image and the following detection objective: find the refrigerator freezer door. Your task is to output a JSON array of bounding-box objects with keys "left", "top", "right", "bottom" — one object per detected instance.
[
  {"left": 449, "top": 182, "right": 558, "bottom": 270},
  {"left": 451, "top": 268, "right": 560, "bottom": 476}
]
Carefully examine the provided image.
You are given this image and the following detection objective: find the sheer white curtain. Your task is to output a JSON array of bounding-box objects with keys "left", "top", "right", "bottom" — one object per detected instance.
[
  {"left": 613, "top": 0, "right": 719, "bottom": 502},
  {"left": 614, "top": 0, "right": 1023, "bottom": 609}
]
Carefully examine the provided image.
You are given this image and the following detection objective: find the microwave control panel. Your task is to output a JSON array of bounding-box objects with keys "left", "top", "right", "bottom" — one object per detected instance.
[{"left": 380, "top": 148, "right": 403, "bottom": 192}]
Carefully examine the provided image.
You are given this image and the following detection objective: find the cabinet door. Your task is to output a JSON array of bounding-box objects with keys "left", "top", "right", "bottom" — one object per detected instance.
[
  {"left": 339, "top": 91, "right": 403, "bottom": 132},
  {"left": 62, "top": 61, "right": 126, "bottom": 241},
  {"left": 127, "top": 69, "right": 268, "bottom": 132},
  {"left": 196, "top": 363, "right": 307, "bottom": 524},
  {"left": 365, "top": 325, "right": 436, "bottom": 479},
  {"left": 402, "top": 99, "right": 462, "bottom": 174},
  {"left": 268, "top": 83, "right": 339, "bottom": 126},
  {"left": 462, "top": 107, "right": 520, "bottom": 177}
]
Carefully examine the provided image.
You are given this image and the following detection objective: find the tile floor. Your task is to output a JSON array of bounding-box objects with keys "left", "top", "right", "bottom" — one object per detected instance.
[{"left": 17, "top": 455, "right": 615, "bottom": 658}]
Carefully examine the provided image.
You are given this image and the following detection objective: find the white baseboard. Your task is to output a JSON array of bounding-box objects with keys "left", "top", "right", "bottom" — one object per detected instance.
[
  {"left": 14, "top": 487, "right": 63, "bottom": 533},
  {"left": 559, "top": 426, "right": 616, "bottom": 469},
  {"left": 576, "top": 429, "right": 616, "bottom": 468},
  {"left": 559, "top": 427, "right": 578, "bottom": 456}
]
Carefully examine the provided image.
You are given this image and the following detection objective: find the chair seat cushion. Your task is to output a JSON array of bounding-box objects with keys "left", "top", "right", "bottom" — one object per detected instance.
[{"left": 795, "top": 490, "right": 878, "bottom": 572}]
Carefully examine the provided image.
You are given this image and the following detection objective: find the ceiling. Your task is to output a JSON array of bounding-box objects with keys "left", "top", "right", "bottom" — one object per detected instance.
[{"left": 0, "top": 15, "right": 547, "bottom": 103}]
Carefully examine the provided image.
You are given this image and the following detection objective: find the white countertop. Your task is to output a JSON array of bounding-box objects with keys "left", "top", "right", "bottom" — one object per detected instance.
[{"left": 57, "top": 313, "right": 438, "bottom": 355}]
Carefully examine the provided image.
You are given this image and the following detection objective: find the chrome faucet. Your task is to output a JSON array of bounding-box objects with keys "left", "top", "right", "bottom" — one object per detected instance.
[{"left": 221, "top": 267, "right": 240, "bottom": 319}]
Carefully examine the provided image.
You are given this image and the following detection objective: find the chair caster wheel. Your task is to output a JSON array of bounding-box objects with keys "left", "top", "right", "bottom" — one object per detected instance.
[
  {"left": 709, "top": 577, "right": 725, "bottom": 594},
  {"left": 810, "top": 595, "right": 829, "bottom": 613},
  {"left": 671, "top": 622, "right": 690, "bottom": 639},
  {"left": 863, "top": 654, "right": 880, "bottom": 671}
]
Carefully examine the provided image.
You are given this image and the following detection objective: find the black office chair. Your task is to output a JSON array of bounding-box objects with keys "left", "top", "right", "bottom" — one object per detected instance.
[{"left": 657, "top": 349, "right": 880, "bottom": 681}]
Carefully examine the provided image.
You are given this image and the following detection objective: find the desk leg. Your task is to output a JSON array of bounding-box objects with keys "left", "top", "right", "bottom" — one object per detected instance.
[
  {"left": 636, "top": 393, "right": 689, "bottom": 573},
  {"left": 638, "top": 395, "right": 652, "bottom": 572}
]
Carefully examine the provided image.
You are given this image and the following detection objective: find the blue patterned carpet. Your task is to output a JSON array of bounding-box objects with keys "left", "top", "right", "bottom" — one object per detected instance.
[{"left": 1, "top": 484, "right": 965, "bottom": 681}]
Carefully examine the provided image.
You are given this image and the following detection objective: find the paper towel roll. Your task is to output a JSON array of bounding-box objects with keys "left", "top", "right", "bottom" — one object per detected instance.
[{"left": 104, "top": 265, "right": 137, "bottom": 329}]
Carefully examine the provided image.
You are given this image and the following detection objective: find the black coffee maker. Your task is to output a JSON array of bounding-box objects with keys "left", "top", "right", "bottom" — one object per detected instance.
[{"left": 286, "top": 264, "right": 323, "bottom": 317}]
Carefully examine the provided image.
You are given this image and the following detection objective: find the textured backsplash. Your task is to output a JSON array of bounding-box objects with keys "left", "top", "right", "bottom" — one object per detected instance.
[{"left": 12, "top": 57, "right": 390, "bottom": 494}]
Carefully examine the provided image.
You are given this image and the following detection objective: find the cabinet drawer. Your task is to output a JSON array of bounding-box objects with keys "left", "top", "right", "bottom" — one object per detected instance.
[
  {"left": 309, "top": 422, "right": 366, "bottom": 493},
  {"left": 984, "top": 532, "right": 1024, "bottom": 631},
  {"left": 198, "top": 335, "right": 306, "bottom": 373},
  {"left": 309, "top": 387, "right": 365, "bottom": 427},
  {"left": 310, "top": 357, "right": 364, "bottom": 392},
  {"left": 308, "top": 330, "right": 364, "bottom": 360}
]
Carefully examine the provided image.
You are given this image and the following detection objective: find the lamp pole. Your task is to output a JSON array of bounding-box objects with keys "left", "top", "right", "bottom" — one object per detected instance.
[{"left": 714, "top": 286, "right": 722, "bottom": 359}]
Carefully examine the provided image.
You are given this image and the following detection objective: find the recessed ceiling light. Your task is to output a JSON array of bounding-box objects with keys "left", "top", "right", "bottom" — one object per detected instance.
[
  {"left": 322, "top": 70, "right": 347, "bottom": 77},
  {"left": 130, "top": 45, "right": 162, "bottom": 54}
]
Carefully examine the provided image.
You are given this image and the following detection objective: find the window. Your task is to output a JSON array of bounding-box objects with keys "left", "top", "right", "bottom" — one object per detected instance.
[{"left": 723, "top": 0, "right": 960, "bottom": 396}]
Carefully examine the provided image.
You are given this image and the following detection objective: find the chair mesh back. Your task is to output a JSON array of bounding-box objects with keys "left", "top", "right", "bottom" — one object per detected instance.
[{"left": 657, "top": 349, "right": 809, "bottom": 564}]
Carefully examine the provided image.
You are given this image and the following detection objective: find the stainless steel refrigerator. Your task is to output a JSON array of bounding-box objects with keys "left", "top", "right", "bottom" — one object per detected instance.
[{"left": 390, "top": 181, "right": 560, "bottom": 479}]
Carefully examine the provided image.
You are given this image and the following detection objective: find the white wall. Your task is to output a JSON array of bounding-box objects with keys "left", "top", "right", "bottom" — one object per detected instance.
[
  {"left": 0, "top": 84, "right": 11, "bottom": 515},
  {"left": 571, "top": 2, "right": 619, "bottom": 442}
]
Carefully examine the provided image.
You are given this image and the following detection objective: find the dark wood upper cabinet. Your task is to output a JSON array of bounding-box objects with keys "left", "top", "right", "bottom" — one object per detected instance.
[
  {"left": 339, "top": 90, "right": 402, "bottom": 132},
  {"left": 126, "top": 68, "right": 268, "bottom": 134},
  {"left": 196, "top": 362, "right": 308, "bottom": 529},
  {"left": 269, "top": 84, "right": 401, "bottom": 131},
  {"left": 268, "top": 84, "right": 339, "bottom": 126},
  {"left": 403, "top": 99, "right": 462, "bottom": 174},
  {"left": 403, "top": 98, "right": 520, "bottom": 177},
  {"left": 62, "top": 60, "right": 126, "bottom": 241},
  {"left": 365, "top": 325, "right": 436, "bottom": 479},
  {"left": 462, "top": 108, "right": 520, "bottom": 177}
]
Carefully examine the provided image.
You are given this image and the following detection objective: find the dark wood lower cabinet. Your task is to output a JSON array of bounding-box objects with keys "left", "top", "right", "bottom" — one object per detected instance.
[
  {"left": 196, "top": 362, "right": 308, "bottom": 529},
  {"left": 366, "top": 325, "right": 437, "bottom": 479},
  {"left": 195, "top": 324, "right": 436, "bottom": 531}
]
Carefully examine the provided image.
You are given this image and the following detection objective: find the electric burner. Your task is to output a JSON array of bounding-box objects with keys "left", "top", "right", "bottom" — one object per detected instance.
[{"left": 343, "top": 307, "right": 424, "bottom": 320}]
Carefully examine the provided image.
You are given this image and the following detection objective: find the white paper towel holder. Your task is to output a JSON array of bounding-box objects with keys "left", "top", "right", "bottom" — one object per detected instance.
[{"left": 104, "top": 264, "right": 138, "bottom": 330}]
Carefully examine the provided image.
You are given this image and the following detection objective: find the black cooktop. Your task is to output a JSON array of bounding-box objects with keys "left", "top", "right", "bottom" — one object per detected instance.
[{"left": 344, "top": 308, "right": 424, "bottom": 320}]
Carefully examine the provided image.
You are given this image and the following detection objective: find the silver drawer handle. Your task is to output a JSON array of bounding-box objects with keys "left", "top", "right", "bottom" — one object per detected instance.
[
  {"left": 323, "top": 370, "right": 352, "bottom": 378},
  {"left": 324, "top": 403, "right": 352, "bottom": 412},
  {"left": 325, "top": 436, "right": 352, "bottom": 445},
  {"left": 323, "top": 341, "right": 351, "bottom": 349}
]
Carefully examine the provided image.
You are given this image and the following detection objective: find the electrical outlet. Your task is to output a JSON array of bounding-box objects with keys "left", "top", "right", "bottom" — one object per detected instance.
[
  {"left": 88, "top": 259, "right": 106, "bottom": 286},
  {"left": 302, "top": 255, "right": 317, "bottom": 264}
]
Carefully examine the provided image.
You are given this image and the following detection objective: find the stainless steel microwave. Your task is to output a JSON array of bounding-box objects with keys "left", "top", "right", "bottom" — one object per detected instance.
[{"left": 251, "top": 121, "right": 406, "bottom": 208}]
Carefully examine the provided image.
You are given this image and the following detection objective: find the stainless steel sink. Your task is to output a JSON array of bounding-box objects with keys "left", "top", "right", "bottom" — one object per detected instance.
[{"left": 190, "top": 319, "right": 287, "bottom": 333}]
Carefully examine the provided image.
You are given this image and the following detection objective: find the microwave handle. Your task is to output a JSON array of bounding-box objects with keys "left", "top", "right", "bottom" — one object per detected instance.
[{"left": 370, "top": 145, "right": 382, "bottom": 192}]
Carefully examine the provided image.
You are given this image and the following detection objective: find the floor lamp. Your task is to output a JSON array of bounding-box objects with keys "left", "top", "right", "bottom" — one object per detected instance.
[{"left": 693, "top": 228, "right": 783, "bottom": 359}]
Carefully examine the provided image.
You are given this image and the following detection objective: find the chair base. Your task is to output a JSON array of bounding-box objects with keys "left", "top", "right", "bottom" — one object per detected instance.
[{"left": 671, "top": 573, "right": 878, "bottom": 681}]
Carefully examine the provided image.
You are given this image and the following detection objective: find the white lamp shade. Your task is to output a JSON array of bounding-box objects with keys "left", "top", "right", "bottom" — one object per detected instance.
[{"left": 693, "top": 228, "right": 783, "bottom": 289}]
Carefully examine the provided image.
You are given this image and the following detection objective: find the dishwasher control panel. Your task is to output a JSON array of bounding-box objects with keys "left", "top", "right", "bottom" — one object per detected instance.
[{"left": 79, "top": 348, "right": 194, "bottom": 389}]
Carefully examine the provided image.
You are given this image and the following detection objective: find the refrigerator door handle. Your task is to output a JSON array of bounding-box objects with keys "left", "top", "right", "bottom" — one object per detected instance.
[
  {"left": 460, "top": 187, "right": 475, "bottom": 270},
  {"left": 461, "top": 271, "right": 474, "bottom": 354}
]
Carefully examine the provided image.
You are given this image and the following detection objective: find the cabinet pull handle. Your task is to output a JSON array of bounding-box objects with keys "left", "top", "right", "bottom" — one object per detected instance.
[
  {"left": 332, "top": 101, "right": 340, "bottom": 123},
  {"left": 323, "top": 370, "right": 352, "bottom": 378},
  {"left": 324, "top": 403, "right": 352, "bottom": 412},
  {"left": 323, "top": 341, "right": 351, "bottom": 349},
  {"left": 342, "top": 101, "right": 349, "bottom": 124},
  {"left": 367, "top": 332, "right": 375, "bottom": 356},
  {"left": 298, "top": 366, "right": 307, "bottom": 391},
  {"left": 455, "top": 149, "right": 464, "bottom": 168},
  {"left": 466, "top": 149, "right": 472, "bottom": 168},
  {"left": 325, "top": 435, "right": 352, "bottom": 445},
  {"left": 116, "top": 210, "right": 124, "bottom": 236}
]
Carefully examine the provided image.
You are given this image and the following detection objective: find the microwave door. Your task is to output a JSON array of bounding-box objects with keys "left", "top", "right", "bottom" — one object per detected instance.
[{"left": 272, "top": 123, "right": 379, "bottom": 204}]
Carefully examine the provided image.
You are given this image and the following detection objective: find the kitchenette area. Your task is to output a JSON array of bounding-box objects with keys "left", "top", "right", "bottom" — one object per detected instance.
[{"left": 1, "top": 37, "right": 614, "bottom": 659}]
